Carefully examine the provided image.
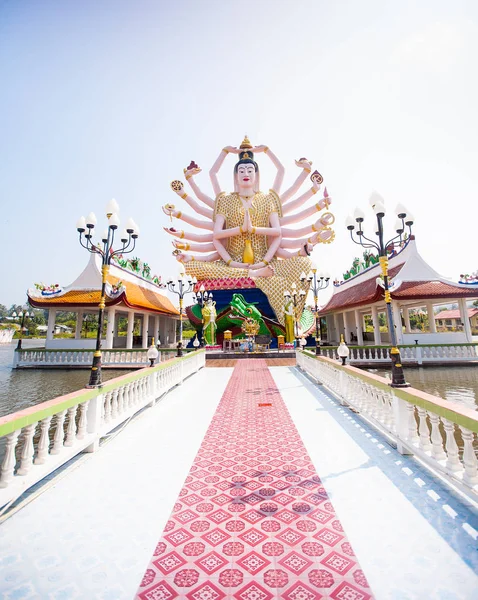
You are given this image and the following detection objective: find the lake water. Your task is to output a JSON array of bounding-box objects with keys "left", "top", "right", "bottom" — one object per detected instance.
[
  {"left": 0, "top": 340, "right": 132, "bottom": 418},
  {"left": 367, "top": 366, "right": 478, "bottom": 411},
  {"left": 1, "top": 341, "right": 478, "bottom": 418}
]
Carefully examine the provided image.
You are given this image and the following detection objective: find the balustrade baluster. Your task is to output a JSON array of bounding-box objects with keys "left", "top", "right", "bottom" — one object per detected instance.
[
  {"left": 111, "top": 389, "right": 119, "bottom": 420},
  {"left": 406, "top": 403, "right": 419, "bottom": 446},
  {"left": 0, "top": 430, "right": 21, "bottom": 487},
  {"left": 461, "top": 429, "right": 478, "bottom": 485},
  {"left": 76, "top": 402, "right": 89, "bottom": 440},
  {"left": 17, "top": 423, "right": 37, "bottom": 475},
  {"left": 429, "top": 414, "right": 446, "bottom": 460},
  {"left": 64, "top": 406, "right": 78, "bottom": 446},
  {"left": 34, "top": 416, "right": 53, "bottom": 463},
  {"left": 104, "top": 391, "right": 113, "bottom": 423},
  {"left": 417, "top": 408, "right": 432, "bottom": 452},
  {"left": 50, "top": 410, "right": 67, "bottom": 454},
  {"left": 117, "top": 386, "right": 125, "bottom": 415},
  {"left": 442, "top": 420, "right": 462, "bottom": 472}
]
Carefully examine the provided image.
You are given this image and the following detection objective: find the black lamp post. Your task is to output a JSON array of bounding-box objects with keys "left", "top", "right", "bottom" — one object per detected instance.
[
  {"left": 12, "top": 309, "right": 32, "bottom": 350},
  {"left": 302, "top": 269, "right": 330, "bottom": 354},
  {"left": 77, "top": 199, "right": 139, "bottom": 387},
  {"left": 193, "top": 284, "right": 210, "bottom": 346},
  {"left": 345, "top": 192, "right": 413, "bottom": 388},
  {"left": 166, "top": 272, "right": 196, "bottom": 356}
]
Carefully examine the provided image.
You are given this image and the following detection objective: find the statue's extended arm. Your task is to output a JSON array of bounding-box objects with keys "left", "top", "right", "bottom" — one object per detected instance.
[
  {"left": 280, "top": 196, "right": 331, "bottom": 226},
  {"left": 281, "top": 213, "right": 335, "bottom": 238},
  {"left": 282, "top": 178, "right": 324, "bottom": 214},
  {"left": 173, "top": 187, "right": 213, "bottom": 219},
  {"left": 280, "top": 159, "right": 312, "bottom": 204},
  {"left": 254, "top": 146, "right": 285, "bottom": 194},
  {"left": 184, "top": 167, "right": 215, "bottom": 209},
  {"left": 174, "top": 251, "right": 220, "bottom": 264},
  {"left": 209, "top": 146, "right": 239, "bottom": 197},
  {"left": 163, "top": 206, "right": 213, "bottom": 231},
  {"left": 164, "top": 227, "right": 213, "bottom": 243},
  {"left": 173, "top": 240, "right": 216, "bottom": 252}
]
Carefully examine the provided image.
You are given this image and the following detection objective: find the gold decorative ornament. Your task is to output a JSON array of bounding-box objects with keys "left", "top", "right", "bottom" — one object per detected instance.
[
  {"left": 263, "top": 146, "right": 269, "bottom": 154},
  {"left": 242, "top": 152, "right": 250, "bottom": 159},
  {"left": 164, "top": 203, "right": 175, "bottom": 222},
  {"left": 240, "top": 135, "right": 253, "bottom": 149},
  {"left": 170, "top": 180, "right": 184, "bottom": 192},
  {"left": 310, "top": 170, "right": 323, "bottom": 185},
  {"left": 311, "top": 187, "right": 318, "bottom": 195},
  {"left": 223, "top": 148, "right": 229, "bottom": 154},
  {"left": 181, "top": 193, "right": 187, "bottom": 200}
]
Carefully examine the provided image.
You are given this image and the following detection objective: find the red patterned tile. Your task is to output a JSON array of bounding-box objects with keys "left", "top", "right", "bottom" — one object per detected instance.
[
  {"left": 278, "top": 551, "right": 313, "bottom": 575},
  {"left": 186, "top": 581, "right": 226, "bottom": 600},
  {"left": 194, "top": 551, "right": 228, "bottom": 575},
  {"left": 164, "top": 528, "right": 193, "bottom": 547},
  {"left": 283, "top": 581, "right": 323, "bottom": 599},
  {"left": 153, "top": 551, "right": 187, "bottom": 575},
  {"left": 234, "top": 581, "right": 273, "bottom": 600},
  {"left": 329, "top": 581, "right": 372, "bottom": 600},
  {"left": 238, "top": 527, "right": 267, "bottom": 546},
  {"left": 236, "top": 551, "right": 271, "bottom": 575},
  {"left": 321, "top": 551, "right": 356, "bottom": 575},
  {"left": 138, "top": 580, "right": 178, "bottom": 599}
]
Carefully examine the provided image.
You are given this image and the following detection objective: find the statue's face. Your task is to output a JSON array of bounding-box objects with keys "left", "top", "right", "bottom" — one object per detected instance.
[{"left": 236, "top": 163, "right": 256, "bottom": 189}]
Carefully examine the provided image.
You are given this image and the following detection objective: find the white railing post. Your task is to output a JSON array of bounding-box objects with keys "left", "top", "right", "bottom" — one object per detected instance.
[
  {"left": 0, "top": 430, "right": 21, "bottom": 488},
  {"left": 84, "top": 393, "right": 104, "bottom": 453},
  {"left": 34, "top": 415, "right": 53, "bottom": 464},
  {"left": 17, "top": 423, "right": 37, "bottom": 476},
  {"left": 462, "top": 429, "right": 478, "bottom": 485}
]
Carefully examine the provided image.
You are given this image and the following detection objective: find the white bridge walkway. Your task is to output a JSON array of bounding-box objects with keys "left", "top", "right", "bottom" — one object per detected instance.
[{"left": 0, "top": 365, "right": 477, "bottom": 599}]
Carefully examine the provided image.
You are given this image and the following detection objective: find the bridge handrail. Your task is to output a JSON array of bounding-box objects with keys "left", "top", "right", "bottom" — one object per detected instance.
[
  {"left": 297, "top": 350, "right": 478, "bottom": 501},
  {"left": 0, "top": 350, "right": 205, "bottom": 509}
]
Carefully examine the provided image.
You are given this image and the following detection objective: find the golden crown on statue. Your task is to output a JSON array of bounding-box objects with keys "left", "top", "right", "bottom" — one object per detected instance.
[{"left": 241, "top": 317, "right": 260, "bottom": 337}]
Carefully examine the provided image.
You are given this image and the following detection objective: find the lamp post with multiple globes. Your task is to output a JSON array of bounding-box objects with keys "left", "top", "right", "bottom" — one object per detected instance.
[
  {"left": 301, "top": 269, "right": 330, "bottom": 354},
  {"left": 76, "top": 199, "right": 140, "bottom": 387},
  {"left": 166, "top": 272, "right": 197, "bottom": 356},
  {"left": 345, "top": 192, "right": 413, "bottom": 387},
  {"left": 12, "top": 309, "right": 32, "bottom": 350}
]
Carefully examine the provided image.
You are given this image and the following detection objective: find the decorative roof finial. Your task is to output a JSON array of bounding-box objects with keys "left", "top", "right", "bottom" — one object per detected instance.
[{"left": 240, "top": 135, "right": 253, "bottom": 150}]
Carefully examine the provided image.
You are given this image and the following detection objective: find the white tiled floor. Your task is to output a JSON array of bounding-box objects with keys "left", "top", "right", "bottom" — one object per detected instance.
[{"left": 0, "top": 365, "right": 477, "bottom": 600}]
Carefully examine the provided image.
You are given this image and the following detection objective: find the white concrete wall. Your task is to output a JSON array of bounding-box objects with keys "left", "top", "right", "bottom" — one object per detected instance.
[
  {"left": 402, "top": 331, "right": 469, "bottom": 344},
  {"left": 45, "top": 339, "right": 98, "bottom": 349}
]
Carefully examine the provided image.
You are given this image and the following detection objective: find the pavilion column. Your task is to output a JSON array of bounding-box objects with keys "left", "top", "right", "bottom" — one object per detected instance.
[
  {"left": 459, "top": 298, "right": 473, "bottom": 342},
  {"left": 333, "top": 314, "right": 340, "bottom": 344},
  {"left": 171, "top": 319, "right": 178, "bottom": 344},
  {"left": 142, "top": 314, "right": 149, "bottom": 348},
  {"left": 75, "top": 312, "right": 83, "bottom": 340},
  {"left": 343, "top": 312, "right": 353, "bottom": 345},
  {"left": 126, "top": 312, "right": 135, "bottom": 349},
  {"left": 154, "top": 315, "right": 160, "bottom": 344},
  {"left": 371, "top": 305, "right": 381, "bottom": 345},
  {"left": 392, "top": 301, "right": 403, "bottom": 344},
  {"left": 354, "top": 310, "right": 364, "bottom": 345},
  {"left": 47, "top": 309, "right": 57, "bottom": 341},
  {"left": 426, "top": 302, "right": 437, "bottom": 333},
  {"left": 403, "top": 307, "right": 411, "bottom": 333},
  {"left": 105, "top": 307, "right": 116, "bottom": 349},
  {"left": 159, "top": 317, "right": 168, "bottom": 346}
]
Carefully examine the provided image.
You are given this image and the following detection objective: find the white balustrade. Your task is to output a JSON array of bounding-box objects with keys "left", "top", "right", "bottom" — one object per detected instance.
[
  {"left": 0, "top": 350, "right": 205, "bottom": 509},
  {"left": 297, "top": 350, "right": 478, "bottom": 501}
]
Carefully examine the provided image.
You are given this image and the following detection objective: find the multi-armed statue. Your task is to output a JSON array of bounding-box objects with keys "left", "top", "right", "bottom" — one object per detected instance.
[{"left": 163, "top": 137, "right": 336, "bottom": 343}]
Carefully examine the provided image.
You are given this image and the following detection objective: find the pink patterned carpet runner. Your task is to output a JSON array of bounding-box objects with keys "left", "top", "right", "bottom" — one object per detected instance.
[{"left": 136, "top": 360, "right": 374, "bottom": 599}]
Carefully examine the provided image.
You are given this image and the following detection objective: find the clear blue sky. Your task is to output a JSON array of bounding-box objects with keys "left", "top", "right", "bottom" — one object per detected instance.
[{"left": 1, "top": 0, "right": 477, "bottom": 308}]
